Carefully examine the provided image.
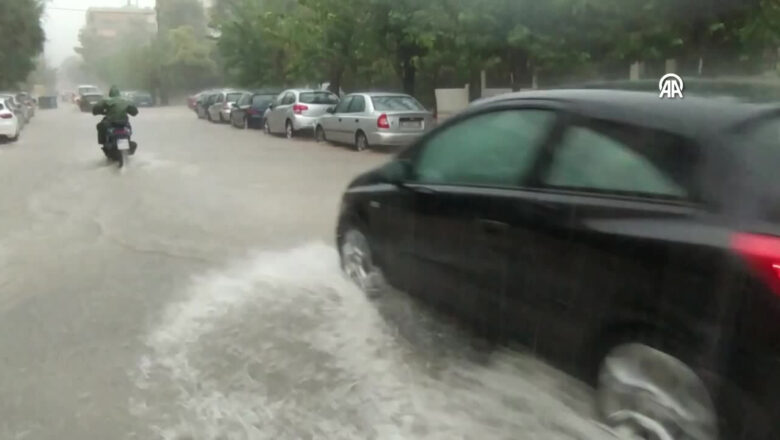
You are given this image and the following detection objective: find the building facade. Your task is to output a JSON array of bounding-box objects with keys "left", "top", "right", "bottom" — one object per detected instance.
[{"left": 84, "top": 6, "right": 157, "bottom": 40}]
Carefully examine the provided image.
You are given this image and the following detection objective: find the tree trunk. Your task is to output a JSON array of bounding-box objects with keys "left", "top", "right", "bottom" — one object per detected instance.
[
  {"left": 401, "top": 59, "right": 416, "bottom": 96},
  {"left": 329, "top": 64, "right": 344, "bottom": 95},
  {"left": 509, "top": 49, "right": 532, "bottom": 91}
]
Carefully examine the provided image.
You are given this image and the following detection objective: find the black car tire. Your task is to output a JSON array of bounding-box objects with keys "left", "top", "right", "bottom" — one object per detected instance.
[
  {"left": 315, "top": 125, "right": 326, "bottom": 143},
  {"left": 285, "top": 120, "right": 294, "bottom": 139},
  {"left": 339, "top": 228, "right": 386, "bottom": 297},
  {"left": 594, "top": 332, "right": 772, "bottom": 440},
  {"left": 355, "top": 131, "right": 369, "bottom": 152}
]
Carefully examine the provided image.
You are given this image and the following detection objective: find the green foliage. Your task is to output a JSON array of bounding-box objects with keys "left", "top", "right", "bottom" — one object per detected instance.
[
  {"left": 0, "top": 0, "right": 45, "bottom": 89},
  {"left": 202, "top": 0, "right": 780, "bottom": 99}
]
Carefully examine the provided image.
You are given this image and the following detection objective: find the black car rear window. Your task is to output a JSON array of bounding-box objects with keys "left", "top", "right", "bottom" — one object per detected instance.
[
  {"left": 299, "top": 92, "right": 339, "bottom": 104},
  {"left": 741, "top": 117, "right": 780, "bottom": 220},
  {"left": 371, "top": 96, "right": 424, "bottom": 111},
  {"left": 252, "top": 94, "right": 275, "bottom": 106}
]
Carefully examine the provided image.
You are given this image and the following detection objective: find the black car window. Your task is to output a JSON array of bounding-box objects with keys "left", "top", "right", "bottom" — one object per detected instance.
[
  {"left": 251, "top": 94, "right": 274, "bottom": 107},
  {"left": 542, "top": 119, "right": 695, "bottom": 199},
  {"left": 413, "top": 110, "right": 555, "bottom": 187},
  {"left": 347, "top": 95, "right": 366, "bottom": 113},
  {"left": 740, "top": 116, "right": 780, "bottom": 221},
  {"left": 333, "top": 96, "right": 353, "bottom": 114},
  {"left": 300, "top": 91, "right": 339, "bottom": 104},
  {"left": 371, "top": 95, "right": 424, "bottom": 111}
]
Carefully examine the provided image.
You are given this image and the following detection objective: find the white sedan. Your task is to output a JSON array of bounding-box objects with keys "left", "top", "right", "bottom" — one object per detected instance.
[{"left": 0, "top": 98, "right": 20, "bottom": 142}]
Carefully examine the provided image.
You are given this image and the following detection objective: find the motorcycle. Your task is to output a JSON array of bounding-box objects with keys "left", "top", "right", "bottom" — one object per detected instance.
[{"left": 103, "top": 123, "right": 137, "bottom": 168}]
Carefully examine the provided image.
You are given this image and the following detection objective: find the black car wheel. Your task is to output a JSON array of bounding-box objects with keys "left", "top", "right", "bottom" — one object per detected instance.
[
  {"left": 597, "top": 343, "right": 718, "bottom": 440},
  {"left": 355, "top": 131, "right": 369, "bottom": 152},
  {"left": 339, "top": 228, "right": 386, "bottom": 296},
  {"left": 285, "top": 120, "right": 294, "bottom": 139},
  {"left": 315, "top": 125, "right": 326, "bottom": 143}
]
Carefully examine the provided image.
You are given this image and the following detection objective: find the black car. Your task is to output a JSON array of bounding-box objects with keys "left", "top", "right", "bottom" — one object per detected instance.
[
  {"left": 337, "top": 89, "right": 780, "bottom": 440},
  {"left": 230, "top": 90, "right": 278, "bottom": 129},
  {"left": 196, "top": 90, "right": 219, "bottom": 119},
  {"left": 128, "top": 90, "right": 154, "bottom": 107},
  {"left": 79, "top": 93, "right": 103, "bottom": 112}
]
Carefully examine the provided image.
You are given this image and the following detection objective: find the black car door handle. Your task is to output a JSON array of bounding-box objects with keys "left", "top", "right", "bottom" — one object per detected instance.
[{"left": 477, "top": 219, "right": 509, "bottom": 234}]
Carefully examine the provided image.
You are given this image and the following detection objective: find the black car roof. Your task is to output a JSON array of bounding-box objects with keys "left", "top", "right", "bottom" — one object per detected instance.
[{"left": 477, "top": 89, "right": 780, "bottom": 139}]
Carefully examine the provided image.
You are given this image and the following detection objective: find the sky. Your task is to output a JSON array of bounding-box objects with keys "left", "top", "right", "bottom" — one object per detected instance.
[{"left": 43, "top": 0, "right": 156, "bottom": 66}]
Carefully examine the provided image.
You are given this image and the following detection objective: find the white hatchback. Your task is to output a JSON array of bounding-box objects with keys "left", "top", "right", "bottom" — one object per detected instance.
[{"left": 0, "top": 98, "right": 20, "bottom": 142}]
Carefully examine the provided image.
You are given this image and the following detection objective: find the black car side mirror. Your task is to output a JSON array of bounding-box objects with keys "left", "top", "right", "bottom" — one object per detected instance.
[{"left": 380, "top": 159, "right": 412, "bottom": 186}]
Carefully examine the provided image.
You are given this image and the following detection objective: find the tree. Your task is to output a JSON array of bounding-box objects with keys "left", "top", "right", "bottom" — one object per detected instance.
[{"left": 0, "top": 0, "right": 45, "bottom": 88}]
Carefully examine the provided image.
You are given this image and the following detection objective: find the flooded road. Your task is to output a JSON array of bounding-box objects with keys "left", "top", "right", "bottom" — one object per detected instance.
[{"left": 0, "top": 106, "right": 613, "bottom": 439}]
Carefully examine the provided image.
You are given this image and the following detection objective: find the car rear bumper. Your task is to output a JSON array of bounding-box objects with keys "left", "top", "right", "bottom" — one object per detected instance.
[
  {"left": 368, "top": 130, "right": 425, "bottom": 147},
  {"left": 292, "top": 115, "right": 318, "bottom": 131},
  {"left": 0, "top": 120, "right": 18, "bottom": 136},
  {"left": 247, "top": 114, "right": 265, "bottom": 128}
]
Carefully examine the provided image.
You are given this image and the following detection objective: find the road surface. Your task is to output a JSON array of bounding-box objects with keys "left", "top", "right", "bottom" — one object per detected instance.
[{"left": 0, "top": 106, "right": 614, "bottom": 439}]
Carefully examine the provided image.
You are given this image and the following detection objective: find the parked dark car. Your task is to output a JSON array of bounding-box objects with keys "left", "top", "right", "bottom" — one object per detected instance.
[
  {"left": 79, "top": 93, "right": 103, "bottom": 112},
  {"left": 128, "top": 90, "right": 154, "bottom": 107},
  {"left": 196, "top": 89, "right": 220, "bottom": 119},
  {"left": 337, "top": 89, "right": 780, "bottom": 440},
  {"left": 230, "top": 90, "right": 279, "bottom": 129}
]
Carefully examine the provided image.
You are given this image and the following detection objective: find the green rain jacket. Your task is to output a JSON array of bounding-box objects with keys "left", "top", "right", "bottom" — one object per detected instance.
[{"left": 92, "top": 86, "right": 139, "bottom": 124}]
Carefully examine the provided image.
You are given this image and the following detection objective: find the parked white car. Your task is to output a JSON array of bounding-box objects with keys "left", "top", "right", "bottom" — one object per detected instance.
[
  {"left": 315, "top": 92, "right": 434, "bottom": 151},
  {"left": 0, "top": 98, "right": 21, "bottom": 142},
  {"left": 264, "top": 89, "right": 340, "bottom": 138}
]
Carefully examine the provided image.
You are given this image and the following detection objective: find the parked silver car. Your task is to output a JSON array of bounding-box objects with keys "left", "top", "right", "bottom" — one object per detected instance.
[
  {"left": 314, "top": 92, "right": 434, "bottom": 151},
  {"left": 207, "top": 89, "right": 246, "bottom": 123},
  {"left": 264, "top": 89, "right": 340, "bottom": 138}
]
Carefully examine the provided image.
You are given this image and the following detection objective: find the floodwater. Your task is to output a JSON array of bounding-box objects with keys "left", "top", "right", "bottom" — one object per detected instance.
[{"left": 0, "top": 106, "right": 613, "bottom": 439}]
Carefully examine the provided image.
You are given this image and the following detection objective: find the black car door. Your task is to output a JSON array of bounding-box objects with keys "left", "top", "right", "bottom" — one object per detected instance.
[
  {"left": 504, "top": 115, "right": 705, "bottom": 368},
  {"left": 399, "top": 107, "right": 561, "bottom": 328}
]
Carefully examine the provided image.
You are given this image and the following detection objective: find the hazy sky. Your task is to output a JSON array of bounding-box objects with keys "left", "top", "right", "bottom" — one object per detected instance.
[{"left": 44, "top": 0, "right": 156, "bottom": 66}]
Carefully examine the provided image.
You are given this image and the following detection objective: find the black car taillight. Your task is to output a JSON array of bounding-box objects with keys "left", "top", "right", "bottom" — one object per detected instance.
[{"left": 733, "top": 233, "right": 780, "bottom": 296}]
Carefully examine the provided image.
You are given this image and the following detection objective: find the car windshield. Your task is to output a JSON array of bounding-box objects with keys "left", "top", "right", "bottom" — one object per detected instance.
[
  {"left": 371, "top": 95, "right": 424, "bottom": 111},
  {"left": 299, "top": 91, "right": 339, "bottom": 104}
]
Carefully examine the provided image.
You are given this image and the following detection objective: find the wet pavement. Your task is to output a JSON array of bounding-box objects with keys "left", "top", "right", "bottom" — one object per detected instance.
[{"left": 0, "top": 106, "right": 614, "bottom": 439}]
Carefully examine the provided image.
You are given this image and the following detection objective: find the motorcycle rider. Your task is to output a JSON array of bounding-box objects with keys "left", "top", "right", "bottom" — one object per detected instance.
[{"left": 93, "top": 85, "right": 139, "bottom": 158}]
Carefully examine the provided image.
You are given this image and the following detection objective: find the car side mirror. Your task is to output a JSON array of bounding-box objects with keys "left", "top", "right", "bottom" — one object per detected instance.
[
  {"left": 326, "top": 107, "right": 335, "bottom": 114},
  {"left": 269, "top": 103, "right": 275, "bottom": 109},
  {"left": 380, "top": 159, "right": 412, "bottom": 185}
]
